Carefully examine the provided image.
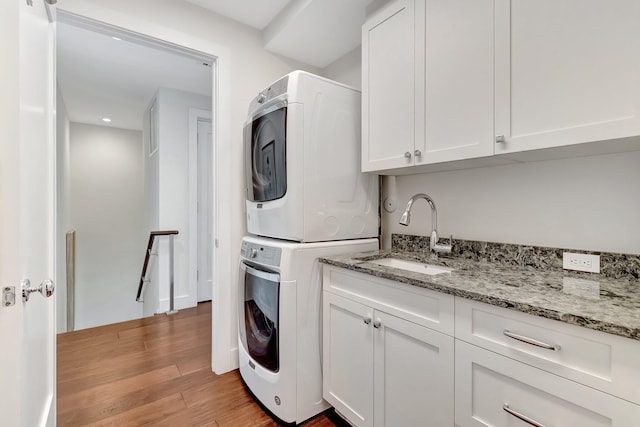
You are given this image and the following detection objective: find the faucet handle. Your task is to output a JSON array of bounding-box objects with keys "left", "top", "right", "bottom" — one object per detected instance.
[{"left": 433, "top": 235, "right": 453, "bottom": 254}]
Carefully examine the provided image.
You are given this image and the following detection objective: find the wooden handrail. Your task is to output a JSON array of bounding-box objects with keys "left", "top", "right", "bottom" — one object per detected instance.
[{"left": 136, "top": 230, "right": 179, "bottom": 302}]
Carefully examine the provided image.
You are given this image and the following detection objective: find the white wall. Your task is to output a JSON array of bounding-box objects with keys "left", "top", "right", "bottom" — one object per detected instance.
[
  {"left": 69, "top": 123, "right": 145, "bottom": 329},
  {"left": 58, "top": 0, "right": 322, "bottom": 373},
  {"left": 146, "top": 88, "right": 211, "bottom": 314},
  {"left": 55, "top": 86, "right": 71, "bottom": 332},
  {"left": 323, "top": 46, "right": 362, "bottom": 90},
  {"left": 327, "top": 46, "right": 640, "bottom": 255},
  {"left": 383, "top": 151, "right": 640, "bottom": 254}
]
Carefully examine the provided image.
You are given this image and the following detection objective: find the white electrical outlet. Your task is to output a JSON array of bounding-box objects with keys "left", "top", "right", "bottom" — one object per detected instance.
[{"left": 562, "top": 252, "right": 600, "bottom": 273}]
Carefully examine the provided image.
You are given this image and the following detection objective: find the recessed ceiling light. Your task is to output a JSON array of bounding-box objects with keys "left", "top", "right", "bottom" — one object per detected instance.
[
  {"left": 111, "top": 36, "right": 122, "bottom": 41},
  {"left": 102, "top": 117, "right": 112, "bottom": 122}
]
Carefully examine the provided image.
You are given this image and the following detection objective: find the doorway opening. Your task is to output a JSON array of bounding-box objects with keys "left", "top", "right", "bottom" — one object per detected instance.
[{"left": 56, "top": 11, "right": 216, "bottom": 330}]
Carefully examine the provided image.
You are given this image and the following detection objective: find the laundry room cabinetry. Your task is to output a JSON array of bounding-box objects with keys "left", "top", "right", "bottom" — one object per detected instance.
[
  {"left": 494, "top": 0, "right": 640, "bottom": 156},
  {"left": 362, "top": 0, "right": 495, "bottom": 173},
  {"left": 455, "top": 340, "right": 640, "bottom": 427},
  {"left": 322, "top": 266, "right": 454, "bottom": 427},
  {"left": 362, "top": 0, "right": 640, "bottom": 173},
  {"left": 361, "top": 0, "right": 420, "bottom": 172},
  {"left": 454, "top": 298, "right": 640, "bottom": 426}
]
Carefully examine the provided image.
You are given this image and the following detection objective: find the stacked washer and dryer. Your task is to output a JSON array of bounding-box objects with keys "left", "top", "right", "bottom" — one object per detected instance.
[{"left": 238, "top": 71, "right": 379, "bottom": 424}]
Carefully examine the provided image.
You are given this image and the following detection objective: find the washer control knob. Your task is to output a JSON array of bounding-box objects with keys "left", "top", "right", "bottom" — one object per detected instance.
[{"left": 250, "top": 248, "right": 259, "bottom": 258}]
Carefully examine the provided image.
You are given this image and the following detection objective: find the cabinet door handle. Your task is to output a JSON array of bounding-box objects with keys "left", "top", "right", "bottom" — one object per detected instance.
[
  {"left": 373, "top": 319, "right": 381, "bottom": 329},
  {"left": 414, "top": 149, "right": 422, "bottom": 158},
  {"left": 503, "top": 330, "right": 559, "bottom": 351},
  {"left": 363, "top": 317, "right": 372, "bottom": 325},
  {"left": 404, "top": 151, "right": 412, "bottom": 159},
  {"left": 495, "top": 135, "right": 506, "bottom": 143},
  {"left": 503, "top": 404, "right": 547, "bottom": 427}
]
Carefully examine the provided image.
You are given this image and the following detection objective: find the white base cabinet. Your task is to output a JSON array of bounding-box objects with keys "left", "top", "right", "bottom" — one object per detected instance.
[
  {"left": 455, "top": 340, "right": 640, "bottom": 427},
  {"left": 322, "top": 266, "right": 455, "bottom": 427},
  {"left": 322, "top": 265, "right": 640, "bottom": 427}
]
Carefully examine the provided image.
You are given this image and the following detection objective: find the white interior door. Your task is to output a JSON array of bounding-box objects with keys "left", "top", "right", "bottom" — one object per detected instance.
[
  {"left": 0, "top": 1, "right": 56, "bottom": 426},
  {"left": 197, "top": 118, "right": 213, "bottom": 302}
]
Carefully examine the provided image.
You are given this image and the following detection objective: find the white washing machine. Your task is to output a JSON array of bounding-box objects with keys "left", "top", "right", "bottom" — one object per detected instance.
[
  {"left": 244, "top": 70, "right": 379, "bottom": 243},
  {"left": 238, "top": 235, "right": 378, "bottom": 424}
]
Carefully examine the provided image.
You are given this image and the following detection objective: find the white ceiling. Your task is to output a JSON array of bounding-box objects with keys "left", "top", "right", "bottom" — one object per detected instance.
[
  {"left": 184, "top": 0, "right": 293, "bottom": 30},
  {"left": 57, "top": 0, "right": 371, "bottom": 131},
  {"left": 185, "top": 0, "right": 372, "bottom": 68},
  {"left": 57, "top": 19, "right": 212, "bottom": 131}
]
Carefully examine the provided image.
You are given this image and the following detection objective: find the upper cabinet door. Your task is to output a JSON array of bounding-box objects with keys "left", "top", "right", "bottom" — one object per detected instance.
[
  {"left": 495, "top": 0, "right": 640, "bottom": 154},
  {"left": 362, "top": 0, "right": 416, "bottom": 172},
  {"left": 419, "top": 0, "right": 495, "bottom": 164}
]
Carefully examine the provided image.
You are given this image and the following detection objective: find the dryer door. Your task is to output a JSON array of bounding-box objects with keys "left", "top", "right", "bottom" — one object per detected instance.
[
  {"left": 239, "top": 262, "right": 280, "bottom": 372},
  {"left": 244, "top": 102, "right": 287, "bottom": 203}
]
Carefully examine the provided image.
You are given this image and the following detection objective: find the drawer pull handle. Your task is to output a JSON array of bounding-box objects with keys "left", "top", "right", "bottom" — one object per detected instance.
[
  {"left": 503, "top": 330, "right": 559, "bottom": 351},
  {"left": 503, "top": 404, "right": 547, "bottom": 427}
]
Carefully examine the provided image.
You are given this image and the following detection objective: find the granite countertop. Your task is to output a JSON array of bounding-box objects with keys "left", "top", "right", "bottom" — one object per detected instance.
[{"left": 320, "top": 248, "right": 640, "bottom": 341}]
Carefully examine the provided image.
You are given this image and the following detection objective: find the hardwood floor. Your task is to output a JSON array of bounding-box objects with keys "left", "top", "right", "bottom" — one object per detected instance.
[{"left": 57, "top": 302, "right": 344, "bottom": 426}]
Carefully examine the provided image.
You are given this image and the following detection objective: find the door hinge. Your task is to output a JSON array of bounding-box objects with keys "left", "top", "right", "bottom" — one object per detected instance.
[
  {"left": 2, "top": 286, "right": 16, "bottom": 307},
  {"left": 196, "top": 270, "right": 199, "bottom": 280}
]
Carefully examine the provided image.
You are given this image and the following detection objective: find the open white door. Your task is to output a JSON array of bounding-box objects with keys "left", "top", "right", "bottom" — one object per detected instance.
[
  {"left": 0, "top": 0, "right": 56, "bottom": 426},
  {"left": 197, "top": 118, "right": 213, "bottom": 302}
]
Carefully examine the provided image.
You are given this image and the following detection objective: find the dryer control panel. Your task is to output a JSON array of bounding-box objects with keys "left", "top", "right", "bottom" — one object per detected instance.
[{"left": 240, "top": 240, "right": 282, "bottom": 267}]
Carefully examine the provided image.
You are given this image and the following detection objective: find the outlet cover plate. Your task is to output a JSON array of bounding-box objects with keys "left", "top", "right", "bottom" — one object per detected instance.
[{"left": 563, "top": 252, "right": 600, "bottom": 273}]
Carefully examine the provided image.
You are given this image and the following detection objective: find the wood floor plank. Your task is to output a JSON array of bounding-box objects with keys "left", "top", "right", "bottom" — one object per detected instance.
[
  {"left": 117, "top": 313, "right": 208, "bottom": 340},
  {"left": 58, "top": 365, "right": 182, "bottom": 414},
  {"left": 80, "top": 393, "right": 186, "bottom": 427},
  {"left": 213, "top": 400, "right": 279, "bottom": 427},
  {"left": 180, "top": 371, "right": 252, "bottom": 410},
  {"left": 58, "top": 368, "right": 218, "bottom": 427},
  {"left": 57, "top": 302, "right": 341, "bottom": 426},
  {"left": 58, "top": 343, "right": 210, "bottom": 395},
  {"left": 177, "top": 346, "right": 212, "bottom": 375}
]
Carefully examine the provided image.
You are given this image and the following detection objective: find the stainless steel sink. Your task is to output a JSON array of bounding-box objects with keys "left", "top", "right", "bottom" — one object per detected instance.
[{"left": 369, "top": 257, "right": 453, "bottom": 276}]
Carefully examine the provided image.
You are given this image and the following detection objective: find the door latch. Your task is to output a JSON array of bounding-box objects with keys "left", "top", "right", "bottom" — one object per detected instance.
[
  {"left": 2, "top": 286, "right": 16, "bottom": 307},
  {"left": 22, "top": 279, "right": 55, "bottom": 302}
]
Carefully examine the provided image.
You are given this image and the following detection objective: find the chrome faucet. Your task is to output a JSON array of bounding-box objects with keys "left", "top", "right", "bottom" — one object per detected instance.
[{"left": 399, "top": 193, "right": 452, "bottom": 255}]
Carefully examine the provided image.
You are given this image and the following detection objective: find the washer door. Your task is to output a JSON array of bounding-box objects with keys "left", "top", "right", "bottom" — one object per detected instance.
[
  {"left": 244, "top": 102, "right": 288, "bottom": 203},
  {"left": 239, "top": 262, "right": 280, "bottom": 372}
]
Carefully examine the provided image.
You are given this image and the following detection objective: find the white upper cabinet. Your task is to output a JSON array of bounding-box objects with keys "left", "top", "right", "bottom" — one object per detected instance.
[
  {"left": 417, "top": 0, "right": 495, "bottom": 164},
  {"left": 362, "top": 0, "right": 417, "bottom": 172},
  {"left": 494, "top": 0, "right": 640, "bottom": 154},
  {"left": 363, "top": 0, "right": 495, "bottom": 172},
  {"left": 363, "top": 0, "right": 640, "bottom": 172}
]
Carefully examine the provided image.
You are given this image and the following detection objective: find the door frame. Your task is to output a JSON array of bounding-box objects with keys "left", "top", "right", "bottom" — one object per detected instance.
[
  {"left": 188, "top": 108, "right": 213, "bottom": 303},
  {"left": 56, "top": 7, "right": 234, "bottom": 374}
]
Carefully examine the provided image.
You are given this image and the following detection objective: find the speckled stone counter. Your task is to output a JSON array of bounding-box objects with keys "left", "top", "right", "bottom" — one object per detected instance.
[{"left": 319, "top": 236, "right": 640, "bottom": 341}]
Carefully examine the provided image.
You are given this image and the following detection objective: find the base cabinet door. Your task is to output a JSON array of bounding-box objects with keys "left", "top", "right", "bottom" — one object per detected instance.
[
  {"left": 455, "top": 340, "right": 640, "bottom": 427},
  {"left": 373, "top": 310, "right": 454, "bottom": 427},
  {"left": 323, "top": 289, "right": 455, "bottom": 427},
  {"left": 323, "top": 292, "right": 374, "bottom": 427}
]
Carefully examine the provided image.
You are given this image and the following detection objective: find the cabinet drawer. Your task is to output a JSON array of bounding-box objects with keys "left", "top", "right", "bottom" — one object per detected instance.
[
  {"left": 455, "top": 297, "right": 640, "bottom": 404},
  {"left": 455, "top": 340, "right": 640, "bottom": 427},
  {"left": 323, "top": 265, "right": 454, "bottom": 335}
]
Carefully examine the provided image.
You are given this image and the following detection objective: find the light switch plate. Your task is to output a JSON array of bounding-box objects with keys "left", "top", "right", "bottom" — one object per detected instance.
[{"left": 563, "top": 252, "right": 600, "bottom": 273}]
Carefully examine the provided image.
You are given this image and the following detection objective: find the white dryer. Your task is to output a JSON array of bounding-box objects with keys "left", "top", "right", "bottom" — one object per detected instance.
[
  {"left": 238, "top": 235, "right": 378, "bottom": 424},
  {"left": 244, "top": 71, "right": 379, "bottom": 242}
]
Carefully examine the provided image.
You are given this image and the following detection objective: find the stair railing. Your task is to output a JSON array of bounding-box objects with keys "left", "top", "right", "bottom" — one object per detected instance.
[{"left": 137, "top": 230, "right": 179, "bottom": 314}]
